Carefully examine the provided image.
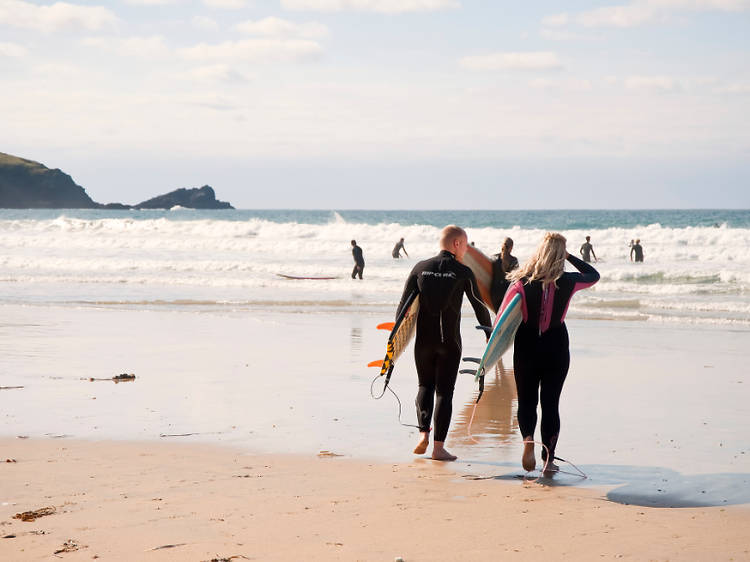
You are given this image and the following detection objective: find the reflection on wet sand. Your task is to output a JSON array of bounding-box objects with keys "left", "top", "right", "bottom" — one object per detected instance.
[{"left": 450, "top": 359, "right": 519, "bottom": 448}]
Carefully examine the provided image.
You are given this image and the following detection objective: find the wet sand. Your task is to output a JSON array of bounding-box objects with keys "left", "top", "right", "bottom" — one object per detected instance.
[
  {"left": 2, "top": 303, "right": 750, "bottom": 558},
  {"left": 2, "top": 438, "right": 749, "bottom": 561}
]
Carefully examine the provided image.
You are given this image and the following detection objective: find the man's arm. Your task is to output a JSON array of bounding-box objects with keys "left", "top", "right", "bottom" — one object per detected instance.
[
  {"left": 465, "top": 272, "right": 492, "bottom": 330},
  {"left": 591, "top": 247, "right": 597, "bottom": 261},
  {"left": 395, "top": 268, "right": 419, "bottom": 320}
]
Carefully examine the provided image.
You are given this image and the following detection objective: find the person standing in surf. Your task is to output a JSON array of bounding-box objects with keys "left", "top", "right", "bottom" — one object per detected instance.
[
  {"left": 630, "top": 239, "right": 644, "bottom": 262},
  {"left": 351, "top": 240, "right": 364, "bottom": 279},
  {"left": 392, "top": 237, "right": 409, "bottom": 259},
  {"left": 490, "top": 236, "right": 519, "bottom": 312},
  {"left": 396, "top": 225, "right": 491, "bottom": 461},
  {"left": 499, "top": 232, "right": 599, "bottom": 474},
  {"left": 579, "top": 235, "right": 597, "bottom": 263}
]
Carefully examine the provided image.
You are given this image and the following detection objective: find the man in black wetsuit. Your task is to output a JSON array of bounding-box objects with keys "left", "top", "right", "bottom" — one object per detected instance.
[
  {"left": 392, "top": 237, "right": 408, "bottom": 259},
  {"left": 351, "top": 240, "right": 364, "bottom": 279},
  {"left": 630, "top": 239, "right": 644, "bottom": 262},
  {"left": 579, "top": 235, "right": 597, "bottom": 263},
  {"left": 395, "top": 225, "right": 491, "bottom": 461}
]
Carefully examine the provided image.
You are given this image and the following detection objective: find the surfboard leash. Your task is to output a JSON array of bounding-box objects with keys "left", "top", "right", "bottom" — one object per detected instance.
[
  {"left": 521, "top": 440, "right": 588, "bottom": 483},
  {"left": 369, "top": 372, "right": 420, "bottom": 430}
]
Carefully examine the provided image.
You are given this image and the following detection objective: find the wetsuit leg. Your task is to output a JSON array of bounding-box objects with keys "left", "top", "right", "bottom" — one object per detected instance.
[
  {"left": 414, "top": 343, "right": 461, "bottom": 441},
  {"left": 538, "top": 325, "right": 570, "bottom": 461},
  {"left": 414, "top": 344, "right": 437, "bottom": 433},
  {"left": 513, "top": 339, "right": 541, "bottom": 442}
]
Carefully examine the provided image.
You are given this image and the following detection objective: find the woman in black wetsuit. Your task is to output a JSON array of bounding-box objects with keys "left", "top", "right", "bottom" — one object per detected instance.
[{"left": 498, "top": 232, "right": 599, "bottom": 474}]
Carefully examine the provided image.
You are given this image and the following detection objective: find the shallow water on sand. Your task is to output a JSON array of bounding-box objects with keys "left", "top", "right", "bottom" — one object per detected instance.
[{"left": 2, "top": 304, "right": 749, "bottom": 507}]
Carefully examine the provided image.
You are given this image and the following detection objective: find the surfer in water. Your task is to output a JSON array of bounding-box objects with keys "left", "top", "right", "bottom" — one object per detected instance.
[
  {"left": 630, "top": 239, "right": 644, "bottom": 262},
  {"left": 392, "top": 237, "right": 409, "bottom": 259},
  {"left": 351, "top": 240, "right": 364, "bottom": 279},
  {"left": 396, "top": 225, "right": 491, "bottom": 461},
  {"left": 490, "top": 237, "right": 519, "bottom": 312},
  {"left": 499, "top": 232, "right": 599, "bottom": 475},
  {"left": 579, "top": 236, "right": 597, "bottom": 263}
]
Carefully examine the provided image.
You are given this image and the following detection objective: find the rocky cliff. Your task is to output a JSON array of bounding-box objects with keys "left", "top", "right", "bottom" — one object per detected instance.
[
  {"left": 0, "top": 152, "right": 98, "bottom": 208},
  {"left": 0, "top": 152, "right": 234, "bottom": 210}
]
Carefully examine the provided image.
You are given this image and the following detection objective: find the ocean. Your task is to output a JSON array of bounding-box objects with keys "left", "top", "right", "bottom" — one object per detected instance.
[
  {"left": 2, "top": 208, "right": 749, "bottom": 326},
  {"left": 2, "top": 208, "right": 750, "bottom": 489}
]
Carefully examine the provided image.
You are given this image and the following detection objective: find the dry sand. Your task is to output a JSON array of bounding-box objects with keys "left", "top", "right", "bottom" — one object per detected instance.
[{"left": 1, "top": 438, "right": 748, "bottom": 561}]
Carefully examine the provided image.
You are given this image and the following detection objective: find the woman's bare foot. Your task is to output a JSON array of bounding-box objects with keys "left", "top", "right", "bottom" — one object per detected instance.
[
  {"left": 431, "top": 441, "right": 457, "bottom": 461},
  {"left": 413, "top": 432, "right": 429, "bottom": 455},
  {"left": 522, "top": 438, "right": 536, "bottom": 471}
]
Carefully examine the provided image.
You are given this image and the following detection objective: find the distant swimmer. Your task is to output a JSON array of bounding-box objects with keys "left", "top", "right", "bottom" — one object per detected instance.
[
  {"left": 351, "top": 240, "right": 365, "bottom": 279},
  {"left": 579, "top": 235, "right": 597, "bottom": 263},
  {"left": 396, "top": 225, "right": 491, "bottom": 461},
  {"left": 392, "top": 237, "right": 409, "bottom": 259},
  {"left": 490, "top": 237, "right": 519, "bottom": 312},
  {"left": 630, "top": 239, "right": 644, "bottom": 263},
  {"left": 500, "top": 233, "right": 599, "bottom": 475}
]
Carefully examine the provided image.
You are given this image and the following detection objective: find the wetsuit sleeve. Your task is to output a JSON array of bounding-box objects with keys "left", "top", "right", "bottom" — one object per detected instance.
[
  {"left": 395, "top": 267, "right": 419, "bottom": 320},
  {"left": 566, "top": 254, "right": 600, "bottom": 292},
  {"left": 465, "top": 272, "right": 492, "bottom": 329},
  {"left": 499, "top": 280, "right": 527, "bottom": 323}
]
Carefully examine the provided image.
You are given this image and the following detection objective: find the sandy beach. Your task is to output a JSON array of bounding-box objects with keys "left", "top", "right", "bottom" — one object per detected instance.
[
  {"left": 2, "top": 303, "right": 750, "bottom": 560},
  {"left": 2, "top": 438, "right": 749, "bottom": 561}
]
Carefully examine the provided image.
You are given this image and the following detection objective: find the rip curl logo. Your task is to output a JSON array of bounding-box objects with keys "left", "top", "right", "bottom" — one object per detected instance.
[{"left": 420, "top": 271, "right": 456, "bottom": 279}]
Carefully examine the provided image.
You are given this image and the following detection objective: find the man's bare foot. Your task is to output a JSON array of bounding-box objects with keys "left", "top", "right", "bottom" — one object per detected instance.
[
  {"left": 542, "top": 461, "right": 559, "bottom": 477},
  {"left": 522, "top": 438, "right": 536, "bottom": 471},
  {"left": 413, "top": 432, "right": 429, "bottom": 455},
  {"left": 431, "top": 441, "right": 457, "bottom": 461}
]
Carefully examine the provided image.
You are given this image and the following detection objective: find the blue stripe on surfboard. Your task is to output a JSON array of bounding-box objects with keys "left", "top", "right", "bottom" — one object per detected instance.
[{"left": 474, "top": 293, "right": 522, "bottom": 381}]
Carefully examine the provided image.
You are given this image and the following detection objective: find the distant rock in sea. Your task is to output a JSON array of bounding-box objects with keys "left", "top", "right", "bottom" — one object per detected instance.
[
  {"left": 134, "top": 185, "right": 233, "bottom": 210},
  {"left": 0, "top": 151, "right": 234, "bottom": 210}
]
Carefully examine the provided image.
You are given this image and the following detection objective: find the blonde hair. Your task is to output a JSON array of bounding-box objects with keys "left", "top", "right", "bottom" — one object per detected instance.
[
  {"left": 439, "top": 225, "right": 466, "bottom": 250},
  {"left": 508, "top": 232, "right": 567, "bottom": 288}
]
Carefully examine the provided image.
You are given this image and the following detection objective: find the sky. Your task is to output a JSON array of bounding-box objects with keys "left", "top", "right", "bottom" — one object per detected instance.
[{"left": 2, "top": 0, "right": 749, "bottom": 209}]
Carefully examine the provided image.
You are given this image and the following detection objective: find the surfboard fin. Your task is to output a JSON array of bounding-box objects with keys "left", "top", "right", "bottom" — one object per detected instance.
[
  {"left": 476, "top": 374, "right": 485, "bottom": 404},
  {"left": 367, "top": 359, "right": 384, "bottom": 368},
  {"left": 462, "top": 357, "right": 481, "bottom": 363},
  {"left": 475, "top": 325, "right": 493, "bottom": 335},
  {"left": 459, "top": 369, "right": 477, "bottom": 376},
  {"left": 376, "top": 322, "right": 396, "bottom": 331}
]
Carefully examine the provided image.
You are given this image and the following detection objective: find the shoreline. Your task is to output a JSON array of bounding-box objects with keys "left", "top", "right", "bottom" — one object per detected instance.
[{"left": 2, "top": 437, "right": 750, "bottom": 561}]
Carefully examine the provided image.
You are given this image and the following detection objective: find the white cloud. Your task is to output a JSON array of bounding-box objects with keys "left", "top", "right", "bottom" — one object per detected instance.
[
  {"left": 0, "top": 41, "right": 28, "bottom": 57},
  {"left": 202, "top": 0, "right": 246, "bottom": 8},
  {"left": 179, "top": 38, "right": 323, "bottom": 62},
  {"left": 192, "top": 16, "right": 220, "bottom": 31},
  {"left": 0, "top": 0, "right": 118, "bottom": 32},
  {"left": 124, "top": 0, "right": 178, "bottom": 5},
  {"left": 716, "top": 83, "right": 750, "bottom": 94},
  {"left": 542, "top": 13, "right": 569, "bottom": 27},
  {"left": 624, "top": 75, "right": 679, "bottom": 91},
  {"left": 235, "top": 17, "right": 328, "bottom": 39},
  {"left": 539, "top": 28, "right": 586, "bottom": 41},
  {"left": 186, "top": 64, "right": 249, "bottom": 83},
  {"left": 545, "top": 0, "right": 750, "bottom": 28},
  {"left": 280, "top": 0, "right": 460, "bottom": 14},
  {"left": 460, "top": 51, "right": 562, "bottom": 71},
  {"left": 530, "top": 77, "right": 593, "bottom": 91},
  {"left": 81, "top": 35, "right": 170, "bottom": 58}
]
